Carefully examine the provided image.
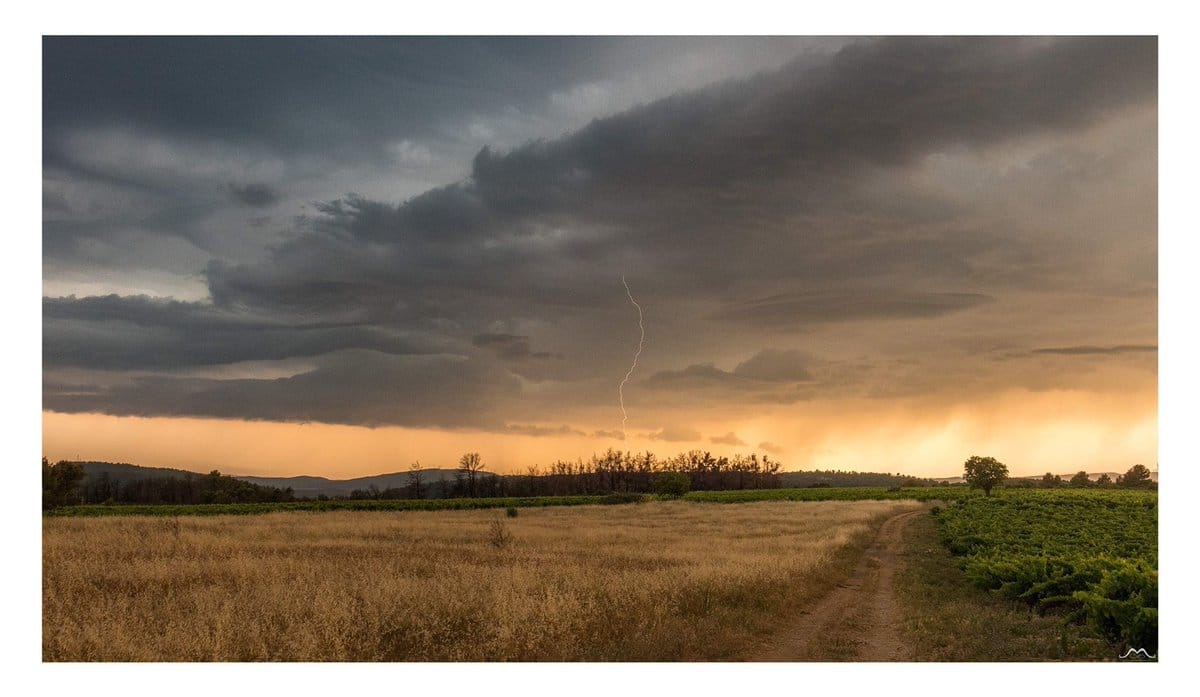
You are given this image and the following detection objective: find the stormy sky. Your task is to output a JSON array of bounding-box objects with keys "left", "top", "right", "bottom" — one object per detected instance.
[{"left": 42, "top": 37, "right": 1158, "bottom": 477}]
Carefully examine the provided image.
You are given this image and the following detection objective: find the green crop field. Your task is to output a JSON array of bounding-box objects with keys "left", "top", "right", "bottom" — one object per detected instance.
[
  {"left": 932, "top": 489, "right": 1158, "bottom": 654},
  {"left": 683, "top": 486, "right": 967, "bottom": 503}
]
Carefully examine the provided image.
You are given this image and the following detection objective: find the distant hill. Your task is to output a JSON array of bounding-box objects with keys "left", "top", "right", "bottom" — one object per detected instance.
[
  {"left": 76, "top": 461, "right": 203, "bottom": 484},
  {"left": 67, "top": 461, "right": 294, "bottom": 505},
  {"left": 69, "top": 461, "right": 486, "bottom": 499},
  {"left": 235, "top": 469, "right": 478, "bottom": 499}
]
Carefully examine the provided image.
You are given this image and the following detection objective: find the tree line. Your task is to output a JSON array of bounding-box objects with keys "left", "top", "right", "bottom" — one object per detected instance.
[
  {"left": 42, "top": 458, "right": 294, "bottom": 509},
  {"left": 963, "top": 456, "right": 1157, "bottom": 496},
  {"left": 348, "top": 449, "right": 787, "bottom": 500},
  {"left": 1029, "top": 463, "right": 1157, "bottom": 489},
  {"left": 52, "top": 451, "right": 1151, "bottom": 509}
]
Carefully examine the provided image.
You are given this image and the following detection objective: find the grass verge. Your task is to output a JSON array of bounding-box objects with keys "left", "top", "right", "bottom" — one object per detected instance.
[{"left": 896, "top": 511, "right": 1118, "bottom": 661}]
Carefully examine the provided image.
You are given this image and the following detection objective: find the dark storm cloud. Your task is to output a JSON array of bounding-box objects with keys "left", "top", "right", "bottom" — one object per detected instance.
[
  {"left": 204, "top": 37, "right": 1154, "bottom": 322},
  {"left": 228, "top": 183, "right": 280, "bottom": 208},
  {"left": 1031, "top": 344, "right": 1158, "bottom": 355},
  {"left": 43, "top": 37, "right": 600, "bottom": 161},
  {"left": 643, "top": 363, "right": 752, "bottom": 391},
  {"left": 471, "top": 333, "right": 560, "bottom": 361},
  {"left": 644, "top": 349, "right": 814, "bottom": 395},
  {"left": 43, "top": 295, "right": 449, "bottom": 370},
  {"left": 43, "top": 189, "right": 70, "bottom": 213},
  {"left": 503, "top": 423, "right": 587, "bottom": 437},
  {"left": 710, "top": 432, "right": 747, "bottom": 446},
  {"left": 41, "top": 37, "right": 1158, "bottom": 428},
  {"left": 641, "top": 359, "right": 818, "bottom": 405},
  {"left": 472, "top": 333, "right": 534, "bottom": 359},
  {"left": 468, "top": 332, "right": 570, "bottom": 382},
  {"left": 731, "top": 349, "right": 813, "bottom": 382},
  {"left": 43, "top": 350, "right": 519, "bottom": 428},
  {"left": 647, "top": 426, "right": 703, "bottom": 443},
  {"left": 710, "top": 291, "right": 993, "bottom": 328},
  {"left": 43, "top": 37, "right": 825, "bottom": 161}
]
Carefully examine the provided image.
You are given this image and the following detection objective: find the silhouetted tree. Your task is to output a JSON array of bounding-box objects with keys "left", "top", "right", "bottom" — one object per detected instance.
[
  {"left": 1042, "top": 472, "right": 1063, "bottom": 488},
  {"left": 1096, "top": 473, "right": 1113, "bottom": 487},
  {"left": 525, "top": 465, "right": 540, "bottom": 497},
  {"left": 407, "top": 461, "right": 423, "bottom": 499},
  {"left": 42, "top": 458, "right": 84, "bottom": 510},
  {"left": 88, "top": 470, "right": 119, "bottom": 503},
  {"left": 963, "top": 455, "right": 1008, "bottom": 496},
  {"left": 1069, "top": 471, "right": 1091, "bottom": 488},
  {"left": 1118, "top": 463, "right": 1154, "bottom": 489},
  {"left": 459, "top": 452, "right": 484, "bottom": 497}
]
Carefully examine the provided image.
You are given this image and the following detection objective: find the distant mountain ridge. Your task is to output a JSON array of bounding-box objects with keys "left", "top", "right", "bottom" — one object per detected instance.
[
  {"left": 67, "top": 461, "right": 486, "bottom": 499},
  {"left": 75, "top": 461, "right": 208, "bottom": 482},
  {"left": 236, "top": 469, "right": 474, "bottom": 498}
]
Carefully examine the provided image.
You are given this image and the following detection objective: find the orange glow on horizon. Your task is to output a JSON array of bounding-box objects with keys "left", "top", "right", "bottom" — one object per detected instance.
[{"left": 42, "top": 386, "right": 1157, "bottom": 479}]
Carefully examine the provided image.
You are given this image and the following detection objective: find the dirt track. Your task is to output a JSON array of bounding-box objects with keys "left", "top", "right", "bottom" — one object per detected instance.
[{"left": 751, "top": 508, "right": 926, "bottom": 661}]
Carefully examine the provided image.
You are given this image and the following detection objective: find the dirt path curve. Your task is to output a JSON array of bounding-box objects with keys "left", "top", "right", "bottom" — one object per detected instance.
[{"left": 751, "top": 507, "right": 927, "bottom": 661}]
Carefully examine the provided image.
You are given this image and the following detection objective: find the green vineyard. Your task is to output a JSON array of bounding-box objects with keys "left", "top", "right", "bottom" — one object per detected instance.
[
  {"left": 933, "top": 489, "right": 1158, "bottom": 654},
  {"left": 683, "top": 486, "right": 966, "bottom": 503}
]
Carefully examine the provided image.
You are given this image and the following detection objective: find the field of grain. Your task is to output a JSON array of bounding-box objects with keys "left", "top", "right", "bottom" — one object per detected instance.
[{"left": 43, "top": 499, "right": 920, "bottom": 661}]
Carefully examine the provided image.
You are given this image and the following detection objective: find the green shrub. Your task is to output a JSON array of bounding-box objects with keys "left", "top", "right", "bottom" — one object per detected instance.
[
  {"left": 599, "top": 492, "right": 647, "bottom": 505},
  {"left": 654, "top": 472, "right": 691, "bottom": 498}
]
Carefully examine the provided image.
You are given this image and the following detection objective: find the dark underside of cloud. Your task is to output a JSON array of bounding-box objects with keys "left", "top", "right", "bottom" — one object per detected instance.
[
  {"left": 647, "top": 426, "right": 703, "bottom": 443},
  {"left": 710, "top": 432, "right": 747, "bottom": 446},
  {"left": 1031, "top": 344, "right": 1158, "bottom": 355},
  {"left": 41, "top": 37, "right": 1158, "bottom": 428},
  {"left": 228, "top": 182, "right": 281, "bottom": 207},
  {"left": 641, "top": 349, "right": 819, "bottom": 403},
  {"left": 43, "top": 350, "right": 520, "bottom": 428},
  {"left": 709, "top": 291, "right": 993, "bottom": 328}
]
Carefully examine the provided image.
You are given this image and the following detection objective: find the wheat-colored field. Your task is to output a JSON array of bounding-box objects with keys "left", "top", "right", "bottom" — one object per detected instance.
[{"left": 43, "top": 499, "right": 920, "bottom": 661}]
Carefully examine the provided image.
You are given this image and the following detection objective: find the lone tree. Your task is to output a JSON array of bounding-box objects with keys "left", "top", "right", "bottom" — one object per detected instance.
[
  {"left": 1118, "top": 463, "right": 1153, "bottom": 489},
  {"left": 406, "top": 461, "right": 423, "bottom": 500},
  {"left": 963, "top": 455, "right": 1008, "bottom": 496},
  {"left": 1096, "top": 473, "right": 1113, "bottom": 487},
  {"left": 1069, "top": 471, "right": 1091, "bottom": 488},
  {"left": 459, "top": 452, "right": 485, "bottom": 497},
  {"left": 1042, "top": 472, "right": 1063, "bottom": 488}
]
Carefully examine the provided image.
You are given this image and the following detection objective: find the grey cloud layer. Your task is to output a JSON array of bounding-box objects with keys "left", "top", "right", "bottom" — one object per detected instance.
[
  {"left": 1032, "top": 345, "right": 1158, "bottom": 356},
  {"left": 44, "top": 350, "right": 519, "bottom": 428},
  {"left": 643, "top": 348, "right": 816, "bottom": 403},
  {"left": 42, "top": 37, "right": 1157, "bottom": 429},
  {"left": 43, "top": 295, "right": 449, "bottom": 370},
  {"left": 205, "top": 37, "right": 1155, "bottom": 322}
]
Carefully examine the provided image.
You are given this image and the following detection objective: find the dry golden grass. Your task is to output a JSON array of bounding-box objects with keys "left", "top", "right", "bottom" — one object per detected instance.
[{"left": 43, "top": 499, "right": 920, "bottom": 661}]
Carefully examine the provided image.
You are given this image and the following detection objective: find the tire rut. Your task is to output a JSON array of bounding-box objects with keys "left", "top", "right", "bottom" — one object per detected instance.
[{"left": 750, "top": 507, "right": 926, "bottom": 661}]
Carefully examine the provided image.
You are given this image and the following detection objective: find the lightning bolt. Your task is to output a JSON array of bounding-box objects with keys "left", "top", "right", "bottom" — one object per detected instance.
[{"left": 619, "top": 275, "right": 645, "bottom": 440}]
